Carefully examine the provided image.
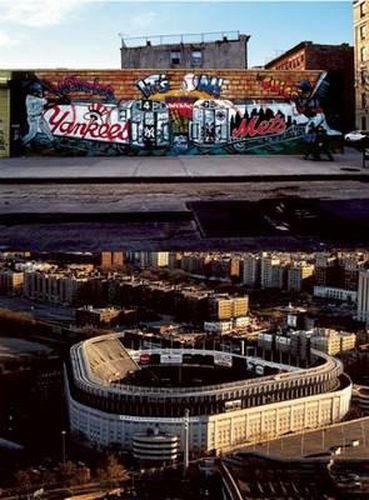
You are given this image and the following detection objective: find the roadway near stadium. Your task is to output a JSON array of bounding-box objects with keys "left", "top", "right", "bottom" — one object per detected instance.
[{"left": 65, "top": 332, "right": 352, "bottom": 458}]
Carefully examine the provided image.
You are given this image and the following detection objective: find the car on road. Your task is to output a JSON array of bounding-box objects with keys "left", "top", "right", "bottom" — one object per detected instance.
[{"left": 345, "top": 130, "right": 369, "bottom": 151}]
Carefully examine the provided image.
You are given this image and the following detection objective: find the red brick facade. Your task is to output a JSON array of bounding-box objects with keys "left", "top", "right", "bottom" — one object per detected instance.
[
  {"left": 34, "top": 68, "right": 323, "bottom": 101},
  {"left": 265, "top": 43, "right": 355, "bottom": 130}
]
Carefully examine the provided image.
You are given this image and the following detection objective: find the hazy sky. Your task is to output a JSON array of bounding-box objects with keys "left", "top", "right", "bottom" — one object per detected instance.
[{"left": 0, "top": 1, "right": 352, "bottom": 69}]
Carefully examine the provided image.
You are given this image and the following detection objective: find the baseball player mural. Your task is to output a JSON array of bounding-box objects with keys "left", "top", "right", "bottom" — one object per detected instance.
[
  {"left": 22, "top": 82, "right": 53, "bottom": 146},
  {"left": 13, "top": 70, "right": 342, "bottom": 156},
  {"left": 22, "top": 82, "right": 68, "bottom": 147}
]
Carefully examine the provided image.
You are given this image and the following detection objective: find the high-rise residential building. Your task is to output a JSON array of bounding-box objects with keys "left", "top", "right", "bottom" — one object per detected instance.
[
  {"left": 229, "top": 258, "right": 241, "bottom": 281},
  {"left": 151, "top": 252, "right": 169, "bottom": 268},
  {"left": 138, "top": 252, "right": 169, "bottom": 268},
  {"left": 24, "top": 272, "right": 87, "bottom": 305},
  {"left": 101, "top": 252, "right": 113, "bottom": 269},
  {"left": 242, "top": 254, "right": 260, "bottom": 287},
  {"left": 0, "top": 270, "right": 24, "bottom": 296},
  {"left": 208, "top": 295, "right": 249, "bottom": 320},
  {"left": 260, "top": 253, "right": 285, "bottom": 289},
  {"left": 112, "top": 252, "right": 124, "bottom": 268},
  {"left": 339, "top": 254, "right": 365, "bottom": 291},
  {"left": 180, "top": 253, "right": 207, "bottom": 275},
  {"left": 100, "top": 252, "right": 124, "bottom": 269},
  {"left": 287, "top": 262, "right": 314, "bottom": 291},
  {"left": 358, "top": 268, "right": 369, "bottom": 323},
  {"left": 354, "top": 0, "right": 369, "bottom": 129},
  {"left": 314, "top": 254, "right": 339, "bottom": 287},
  {"left": 168, "top": 252, "right": 180, "bottom": 270},
  {"left": 120, "top": 31, "right": 250, "bottom": 69}
]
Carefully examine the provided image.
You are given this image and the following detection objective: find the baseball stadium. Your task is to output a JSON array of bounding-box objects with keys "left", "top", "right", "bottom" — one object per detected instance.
[{"left": 64, "top": 332, "right": 352, "bottom": 459}]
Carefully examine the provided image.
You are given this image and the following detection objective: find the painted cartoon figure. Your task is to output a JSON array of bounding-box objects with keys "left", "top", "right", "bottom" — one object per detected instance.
[{"left": 22, "top": 82, "right": 55, "bottom": 146}]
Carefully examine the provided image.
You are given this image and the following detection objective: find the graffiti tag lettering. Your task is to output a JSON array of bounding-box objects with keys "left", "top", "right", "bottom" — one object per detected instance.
[
  {"left": 46, "top": 76, "right": 116, "bottom": 101},
  {"left": 136, "top": 74, "right": 170, "bottom": 98},
  {"left": 232, "top": 114, "right": 287, "bottom": 138},
  {"left": 258, "top": 76, "right": 298, "bottom": 99},
  {"left": 182, "top": 74, "right": 223, "bottom": 96},
  {"left": 45, "top": 105, "right": 130, "bottom": 143}
]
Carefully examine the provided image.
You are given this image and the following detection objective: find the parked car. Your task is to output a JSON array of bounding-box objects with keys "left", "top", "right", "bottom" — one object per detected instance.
[{"left": 344, "top": 130, "right": 369, "bottom": 144}]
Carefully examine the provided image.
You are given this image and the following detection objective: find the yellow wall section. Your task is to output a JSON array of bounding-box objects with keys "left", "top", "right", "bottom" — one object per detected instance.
[{"left": 0, "top": 72, "right": 10, "bottom": 158}]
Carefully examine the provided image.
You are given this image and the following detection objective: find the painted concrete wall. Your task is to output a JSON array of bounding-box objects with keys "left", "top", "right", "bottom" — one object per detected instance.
[
  {"left": 0, "top": 71, "right": 11, "bottom": 158},
  {"left": 7, "top": 69, "right": 342, "bottom": 157}
]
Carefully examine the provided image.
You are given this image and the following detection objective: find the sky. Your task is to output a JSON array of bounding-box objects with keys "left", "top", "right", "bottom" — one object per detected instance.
[{"left": 0, "top": 1, "right": 353, "bottom": 69}]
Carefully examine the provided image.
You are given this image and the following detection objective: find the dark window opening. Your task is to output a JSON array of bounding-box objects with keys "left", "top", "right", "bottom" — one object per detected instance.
[{"left": 170, "top": 50, "right": 181, "bottom": 65}]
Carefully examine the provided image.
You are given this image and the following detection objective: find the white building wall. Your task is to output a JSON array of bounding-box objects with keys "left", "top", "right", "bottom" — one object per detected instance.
[
  {"left": 314, "top": 286, "right": 357, "bottom": 303},
  {"left": 358, "top": 270, "right": 369, "bottom": 323},
  {"left": 65, "top": 368, "right": 352, "bottom": 456}
]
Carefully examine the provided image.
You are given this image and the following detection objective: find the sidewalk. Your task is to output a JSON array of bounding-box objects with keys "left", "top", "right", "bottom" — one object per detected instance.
[{"left": 0, "top": 150, "right": 366, "bottom": 183}]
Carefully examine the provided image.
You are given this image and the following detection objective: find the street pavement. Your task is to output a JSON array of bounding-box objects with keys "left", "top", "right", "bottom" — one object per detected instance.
[
  {"left": 0, "top": 150, "right": 366, "bottom": 182},
  {"left": 1, "top": 150, "right": 369, "bottom": 251}
]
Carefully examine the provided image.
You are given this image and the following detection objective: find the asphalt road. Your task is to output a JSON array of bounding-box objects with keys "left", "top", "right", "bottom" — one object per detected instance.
[
  {"left": 1, "top": 179, "right": 369, "bottom": 251},
  {"left": 241, "top": 416, "right": 369, "bottom": 460}
]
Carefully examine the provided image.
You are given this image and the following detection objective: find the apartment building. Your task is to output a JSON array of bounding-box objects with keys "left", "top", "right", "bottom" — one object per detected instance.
[
  {"left": 287, "top": 262, "right": 315, "bottom": 291},
  {"left": 260, "top": 253, "right": 287, "bottom": 289},
  {"left": 0, "top": 269, "right": 24, "bottom": 296},
  {"left": 208, "top": 295, "right": 249, "bottom": 320},
  {"left": 354, "top": 0, "right": 369, "bottom": 129},
  {"left": 120, "top": 31, "right": 250, "bottom": 69},
  {"left": 309, "top": 328, "right": 357, "bottom": 356},
  {"left": 24, "top": 272, "right": 88, "bottom": 305},
  {"left": 242, "top": 254, "right": 261, "bottom": 287}
]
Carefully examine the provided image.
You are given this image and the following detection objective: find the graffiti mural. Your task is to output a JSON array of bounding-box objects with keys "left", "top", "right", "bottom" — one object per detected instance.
[
  {"left": 0, "top": 121, "right": 6, "bottom": 154},
  {"left": 11, "top": 70, "right": 342, "bottom": 156}
]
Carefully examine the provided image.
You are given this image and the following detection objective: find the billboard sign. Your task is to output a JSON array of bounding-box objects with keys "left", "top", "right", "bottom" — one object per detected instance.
[
  {"left": 214, "top": 352, "right": 232, "bottom": 368},
  {"left": 160, "top": 353, "right": 183, "bottom": 364}
]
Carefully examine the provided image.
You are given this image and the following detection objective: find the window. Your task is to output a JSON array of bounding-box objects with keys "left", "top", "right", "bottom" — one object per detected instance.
[
  {"left": 360, "top": 2, "right": 366, "bottom": 17},
  {"left": 361, "top": 46, "right": 366, "bottom": 62},
  {"left": 362, "top": 116, "right": 367, "bottom": 130},
  {"left": 170, "top": 50, "right": 181, "bottom": 65},
  {"left": 192, "top": 50, "right": 203, "bottom": 67},
  {"left": 360, "top": 24, "right": 366, "bottom": 40}
]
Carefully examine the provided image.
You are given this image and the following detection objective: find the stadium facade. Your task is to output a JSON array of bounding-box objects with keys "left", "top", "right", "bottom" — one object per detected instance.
[{"left": 65, "top": 333, "right": 352, "bottom": 457}]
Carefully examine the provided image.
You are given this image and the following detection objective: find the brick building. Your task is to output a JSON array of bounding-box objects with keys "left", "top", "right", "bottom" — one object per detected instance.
[
  {"left": 354, "top": 0, "right": 369, "bottom": 129},
  {"left": 120, "top": 31, "right": 250, "bottom": 69},
  {"left": 76, "top": 306, "right": 136, "bottom": 328},
  {"left": 265, "top": 41, "right": 355, "bottom": 131}
]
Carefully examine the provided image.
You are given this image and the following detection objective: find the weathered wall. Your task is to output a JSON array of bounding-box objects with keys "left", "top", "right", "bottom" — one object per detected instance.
[
  {"left": 0, "top": 71, "right": 11, "bottom": 158},
  {"left": 121, "top": 36, "right": 249, "bottom": 69},
  {"left": 8, "top": 68, "right": 342, "bottom": 157}
]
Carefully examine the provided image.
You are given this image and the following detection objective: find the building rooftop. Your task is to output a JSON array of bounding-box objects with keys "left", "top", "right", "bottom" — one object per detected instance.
[{"left": 119, "top": 30, "right": 248, "bottom": 48}]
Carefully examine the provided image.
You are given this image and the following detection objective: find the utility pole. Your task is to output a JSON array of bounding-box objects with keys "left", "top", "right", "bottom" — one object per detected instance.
[
  {"left": 61, "top": 430, "right": 67, "bottom": 465},
  {"left": 183, "top": 409, "right": 190, "bottom": 477}
]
